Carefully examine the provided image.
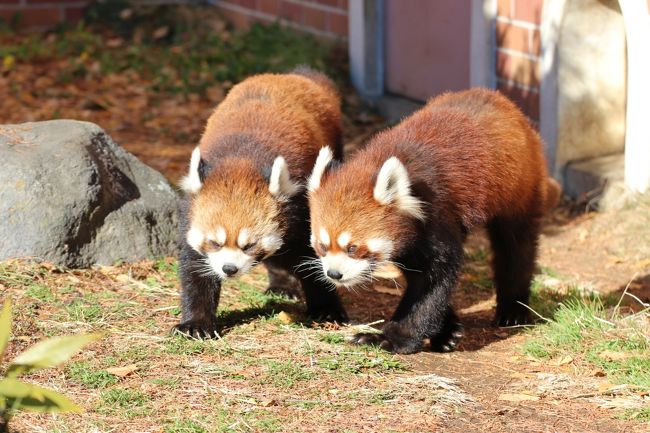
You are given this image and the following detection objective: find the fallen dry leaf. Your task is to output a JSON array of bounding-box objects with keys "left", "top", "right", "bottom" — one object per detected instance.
[
  {"left": 106, "top": 364, "right": 138, "bottom": 377},
  {"left": 598, "top": 350, "right": 628, "bottom": 362},
  {"left": 277, "top": 311, "right": 295, "bottom": 324},
  {"left": 592, "top": 369, "right": 607, "bottom": 377},
  {"left": 498, "top": 393, "right": 540, "bottom": 402},
  {"left": 549, "top": 355, "right": 573, "bottom": 366}
]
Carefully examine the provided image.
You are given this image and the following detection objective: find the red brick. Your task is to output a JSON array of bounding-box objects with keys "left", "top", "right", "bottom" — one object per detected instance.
[
  {"left": 497, "top": 81, "right": 540, "bottom": 120},
  {"left": 496, "top": 51, "right": 540, "bottom": 88},
  {"left": 236, "top": 0, "right": 257, "bottom": 9},
  {"left": 496, "top": 0, "right": 511, "bottom": 18},
  {"left": 513, "top": 0, "right": 542, "bottom": 24},
  {"left": 63, "top": 5, "right": 85, "bottom": 22},
  {"left": 339, "top": 0, "right": 348, "bottom": 10},
  {"left": 25, "top": 0, "right": 86, "bottom": 3},
  {"left": 327, "top": 10, "right": 347, "bottom": 37},
  {"left": 212, "top": 6, "right": 254, "bottom": 30},
  {"left": 303, "top": 6, "right": 327, "bottom": 30},
  {"left": 496, "top": 21, "right": 531, "bottom": 53},
  {"left": 0, "top": 7, "right": 61, "bottom": 29},
  {"left": 0, "top": 0, "right": 21, "bottom": 4},
  {"left": 279, "top": 0, "right": 302, "bottom": 22},
  {"left": 259, "top": 0, "right": 280, "bottom": 14},
  {"left": 313, "top": 0, "right": 338, "bottom": 7}
]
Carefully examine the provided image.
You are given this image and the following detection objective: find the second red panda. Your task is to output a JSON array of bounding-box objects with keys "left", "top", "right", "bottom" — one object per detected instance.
[
  {"left": 308, "top": 88, "right": 560, "bottom": 354},
  {"left": 175, "top": 68, "right": 347, "bottom": 338}
]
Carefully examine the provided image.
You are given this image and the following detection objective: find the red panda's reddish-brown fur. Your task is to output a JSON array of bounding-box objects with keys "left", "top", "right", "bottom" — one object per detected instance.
[
  {"left": 175, "top": 70, "right": 348, "bottom": 339},
  {"left": 312, "top": 89, "right": 552, "bottom": 249},
  {"left": 199, "top": 72, "right": 341, "bottom": 180},
  {"left": 309, "top": 88, "right": 559, "bottom": 353}
]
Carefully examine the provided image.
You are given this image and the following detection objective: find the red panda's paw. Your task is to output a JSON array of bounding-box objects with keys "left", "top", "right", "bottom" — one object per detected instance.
[
  {"left": 307, "top": 303, "right": 349, "bottom": 324},
  {"left": 350, "top": 323, "right": 423, "bottom": 354},
  {"left": 494, "top": 302, "right": 532, "bottom": 327},
  {"left": 349, "top": 332, "right": 395, "bottom": 352},
  {"left": 430, "top": 317, "right": 464, "bottom": 353},
  {"left": 172, "top": 317, "right": 220, "bottom": 340}
]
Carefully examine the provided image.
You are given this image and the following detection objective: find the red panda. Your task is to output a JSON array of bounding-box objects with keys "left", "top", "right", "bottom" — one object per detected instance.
[
  {"left": 175, "top": 68, "right": 347, "bottom": 338},
  {"left": 308, "top": 88, "right": 560, "bottom": 354}
]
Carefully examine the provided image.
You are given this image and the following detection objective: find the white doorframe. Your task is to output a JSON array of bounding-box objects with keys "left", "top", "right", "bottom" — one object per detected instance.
[
  {"left": 469, "top": 0, "right": 496, "bottom": 89},
  {"left": 539, "top": 0, "right": 566, "bottom": 179},
  {"left": 619, "top": 0, "right": 650, "bottom": 193}
]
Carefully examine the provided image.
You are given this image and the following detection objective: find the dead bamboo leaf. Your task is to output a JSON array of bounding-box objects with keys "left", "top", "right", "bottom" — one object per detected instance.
[
  {"left": 598, "top": 350, "right": 628, "bottom": 362},
  {"left": 549, "top": 355, "right": 573, "bottom": 366},
  {"left": 498, "top": 393, "right": 540, "bottom": 402},
  {"left": 106, "top": 364, "right": 138, "bottom": 377}
]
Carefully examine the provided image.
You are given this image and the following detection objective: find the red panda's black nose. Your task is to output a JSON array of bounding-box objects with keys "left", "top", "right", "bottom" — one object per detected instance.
[
  {"left": 326, "top": 269, "right": 343, "bottom": 280},
  {"left": 222, "top": 264, "right": 239, "bottom": 276}
]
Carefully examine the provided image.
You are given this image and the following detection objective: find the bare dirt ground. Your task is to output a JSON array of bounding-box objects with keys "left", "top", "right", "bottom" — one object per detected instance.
[{"left": 1, "top": 27, "right": 649, "bottom": 431}]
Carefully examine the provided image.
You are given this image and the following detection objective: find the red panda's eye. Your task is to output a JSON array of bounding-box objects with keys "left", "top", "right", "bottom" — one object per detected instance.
[
  {"left": 347, "top": 245, "right": 358, "bottom": 255},
  {"left": 243, "top": 242, "right": 257, "bottom": 252},
  {"left": 318, "top": 242, "right": 328, "bottom": 254},
  {"left": 209, "top": 240, "right": 222, "bottom": 250}
]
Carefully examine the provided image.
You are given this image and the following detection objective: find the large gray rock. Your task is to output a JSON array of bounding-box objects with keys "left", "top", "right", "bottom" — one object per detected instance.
[{"left": 0, "top": 120, "right": 179, "bottom": 267}]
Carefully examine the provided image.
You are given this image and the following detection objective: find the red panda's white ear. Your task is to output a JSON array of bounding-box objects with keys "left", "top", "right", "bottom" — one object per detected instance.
[
  {"left": 269, "top": 156, "right": 301, "bottom": 198},
  {"left": 308, "top": 147, "right": 334, "bottom": 192},
  {"left": 373, "top": 157, "right": 426, "bottom": 221},
  {"left": 180, "top": 146, "right": 203, "bottom": 194}
]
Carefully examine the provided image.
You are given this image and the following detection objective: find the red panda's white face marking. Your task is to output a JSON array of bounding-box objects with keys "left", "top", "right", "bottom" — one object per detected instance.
[
  {"left": 311, "top": 228, "right": 394, "bottom": 288},
  {"left": 186, "top": 157, "right": 291, "bottom": 279}
]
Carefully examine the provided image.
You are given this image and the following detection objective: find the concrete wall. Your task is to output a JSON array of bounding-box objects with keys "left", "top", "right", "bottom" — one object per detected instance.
[{"left": 556, "top": 0, "right": 626, "bottom": 168}]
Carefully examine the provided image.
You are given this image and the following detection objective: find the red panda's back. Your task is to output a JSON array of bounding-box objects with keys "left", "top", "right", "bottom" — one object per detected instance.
[
  {"left": 200, "top": 73, "right": 341, "bottom": 178},
  {"left": 363, "top": 89, "right": 549, "bottom": 228}
]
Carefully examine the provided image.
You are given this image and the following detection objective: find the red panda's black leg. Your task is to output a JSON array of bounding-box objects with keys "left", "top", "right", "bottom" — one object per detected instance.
[
  {"left": 351, "top": 228, "right": 464, "bottom": 354},
  {"left": 174, "top": 243, "right": 222, "bottom": 339},
  {"left": 265, "top": 264, "right": 302, "bottom": 300},
  {"left": 173, "top": 198, "right": 222, "bottom": 340},
  {"left": 266, "top": 247, "right": 348, "bottom": 323},
  {"left": 488, "top": 215, "right": 540, "bottom": 326}
]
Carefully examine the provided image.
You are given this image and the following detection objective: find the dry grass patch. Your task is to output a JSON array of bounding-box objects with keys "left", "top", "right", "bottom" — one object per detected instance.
[{"left": 1, "top": 259, "right": 472, "bottom": 432}]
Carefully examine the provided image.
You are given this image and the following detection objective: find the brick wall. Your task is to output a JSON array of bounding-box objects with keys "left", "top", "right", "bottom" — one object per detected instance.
[
  {"left": 0, "top": 0, "right": 89, "bottom": 31},
  {"left": 495, "top": 0, "right": 543, "bottom": 122},
  {"left": 207, "top": 0, "right": 348, "bottom": 39}
]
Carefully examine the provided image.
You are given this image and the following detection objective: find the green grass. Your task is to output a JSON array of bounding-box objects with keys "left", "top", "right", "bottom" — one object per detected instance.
[
  {"left": 316, "top": 346, "right": 407, "bottom": 375},
  {"left": 66, "top": 361, "right": 119, "bottom": 389},
  {"left": 64, "top": 296, "right": 104, "bottom": 323},
  {"left": 522, "top": 296, "right": 650, "bottom": 421},
  {"left": 0, "top": 5, "right": 342, "bottom": 96},
  {"left": 260, "top": 360, "right": 314, "bottom": 388},
  {"left": 98, "top": 388, "right": 151, "bottom": 418},
  {"left": 24, "top": 284, "right": 56, "bottom": 303},
  {"left": 164, "top": 418, "right": 208, "bottom": 433}
]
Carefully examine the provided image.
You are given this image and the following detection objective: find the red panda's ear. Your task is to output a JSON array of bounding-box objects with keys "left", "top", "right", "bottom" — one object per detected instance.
[
  {"left": 180, "top": 146, "right": 204, "bottom": 194},
  {"left": 308, "top": 147, "right": 334, "bottom": 192},
  {"left": 373, "top": 157, "right": 426, "bottom": 221},
  {"left": 269, "top": 156, "right": 301, "bottom": 199}
]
